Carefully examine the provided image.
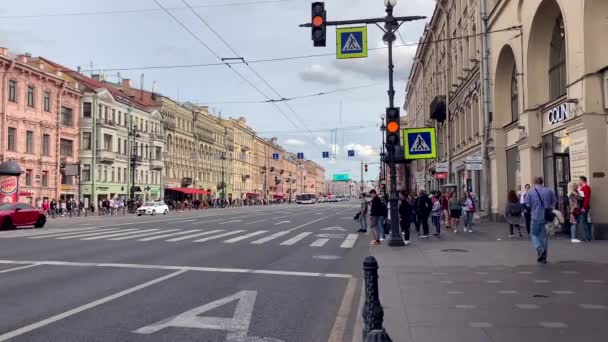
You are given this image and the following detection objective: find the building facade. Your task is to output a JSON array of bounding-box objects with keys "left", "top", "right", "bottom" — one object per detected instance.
[
  {"left": 488, "top": 0, "right": 608, "bottom": 233},
  {"left": 0, "top": 50, "right": 81, "bottom": 205},
  {"left": 221, "top": 117, "right": 256, "bottom": 201},
  {"left": 404, "top": 0, "right": 483, "bottom": 199}
]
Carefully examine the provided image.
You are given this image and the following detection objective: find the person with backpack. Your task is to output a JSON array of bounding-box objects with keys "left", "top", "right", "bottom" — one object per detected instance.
[
  {"left": 431, "top": 192, "right": 442, "bottom": 236},
  {"left": 414, "top": 189, "right": 432, "bottom": 238},
  {"left": 505, "top": 190, "right": 525, "bottom": 238},
  {"left": 524, "top": 177, "right": 556, "bottom": 264},
  {"left": 462, "top": 191, "right": 476, "bottom": 232}
]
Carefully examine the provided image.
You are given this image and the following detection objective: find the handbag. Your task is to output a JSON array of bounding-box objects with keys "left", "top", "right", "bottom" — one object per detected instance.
[
  {"left": 534, "top": 188, "right": 555, "bottom": 222},
  {"left": 353, "top": 212, "right": 361, "bottom": 221}
]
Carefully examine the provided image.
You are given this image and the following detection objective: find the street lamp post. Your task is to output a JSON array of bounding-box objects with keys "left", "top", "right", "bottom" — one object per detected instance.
[
  {"left": 380, "top": 117, "right": 387, "bottom": 199},
  {"left": 128, "top": 127, "right": 141, "bottom": 203}
]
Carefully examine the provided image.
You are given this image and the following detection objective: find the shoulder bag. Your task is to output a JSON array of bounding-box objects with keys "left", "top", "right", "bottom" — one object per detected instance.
[{"left": 535, "top": 188, "right": 555, "bottom": 222}]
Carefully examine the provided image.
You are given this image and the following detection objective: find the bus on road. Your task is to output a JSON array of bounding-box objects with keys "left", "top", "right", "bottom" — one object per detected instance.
[{"left": 296, "top": 193, "right": 317, "bottom": 204}]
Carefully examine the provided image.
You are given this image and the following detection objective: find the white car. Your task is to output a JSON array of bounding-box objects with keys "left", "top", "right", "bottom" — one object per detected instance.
[{"left": 137, "top": 201, "right": 169, "bottom": 216}]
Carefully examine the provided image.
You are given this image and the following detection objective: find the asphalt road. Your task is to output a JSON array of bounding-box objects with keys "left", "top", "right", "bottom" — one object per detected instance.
[{"left": 0, "top": 202, "right": 368, "bottom": 342}]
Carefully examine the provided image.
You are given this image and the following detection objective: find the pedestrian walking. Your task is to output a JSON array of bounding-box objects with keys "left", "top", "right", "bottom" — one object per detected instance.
[
  {"left": 441, "top": 191, "right": 450, "bottom": 231},
  {"left": 567, "top": 181, "right": 582, "bottom": 243},
  {"left": 431, "top": 192, "right": 442, "bottom": 236},
  {"left": 524, "top": 177, "right": 556, "bottom": 264},
  {"left": 505, "top": 190, "right": 525, "bottom": 238},
  {"left": 357, "top": 193, "right": 368, "bottom": 233},
  {"left": 378, "top": 196, "right": 388, "bottom": 240},
  {"left": 448, "top": 191, "right": 462, "bottom": 233},
  {"left": 520, "top": 184, "right": 531, "bottom": 235},
  {"left": 462, "top": 191, "right": 475, "bottom": 232},
  {"left": 577, "top": 176, "right": 592, "bottom": 242},
  {"left": 369, "top": 189, "right": 383, "bottom": 245},
  {"left": 414, "top": 189, "right": 432, "bottom": 238},
  {"left": 43, "top": 199, "right": 50, "bottom": 216},
  {"left": 399, "top": 191, "right": 413, "bottom": 244}
]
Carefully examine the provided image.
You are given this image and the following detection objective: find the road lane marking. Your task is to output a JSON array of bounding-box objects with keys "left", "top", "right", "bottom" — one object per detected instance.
[
  {"left": 245, "top": 219, "right": 266, "bottom": 225},
  {"left": 0, "top": 263, "right": 40, "bottom": 274},
  {"left": 273, "top": 220, "right": 290, "bottom": 225},
  {"left": 191, "top": 218, "right": 223, "bottom": 224},
  {"left": 280, "top": 232, "right": 312, "bottom": 245},
  {"left": 310, "top": 238, "right": 329, "bottom": 247},
  {"left": 321, "top": 227, "right": 347, "bottom": 231},
  {"left": 273, "top": 215, "right": 290, "bottom": 219},
  {"left": 284, "top": 216, "right": 329, "bottom": 233},
  {"left": 219, "top": 219, "right": 243, "bottom": 225},
  {"left": 0, "top": 260, "right": 351, "bottom": 278},
  {"left": 81, "top": 229, "right": 159, "bottom": 240},
  {"left": 55, "top": 228, "right": 140, "bottom": 240},
  {"left": 193, "top": 230, "right": 245, "bottom": 242},
  {"left": 224, "top": 231, "right": 268, "bottom": 243},
  {"left": 340, "top": 234, "right": 359, "bottom": 248},
  {"left": 328, "top": 277, "right": 357, "bottom": 342},
  {"left": 0, "top": 269, "right": 187, "bottom": 342},
  {"left": 109, "top": 229, "right": 181, "bottom": 241},
  {"left": 250, "top": 231, "right": 291, "bottom": 244},
  {"left": 27, "top": 227, "right": 118, "bottom": 239},
  {"left": 137, "top": 229, "right": 201, "bottom": 241},
  {"left": 172, "top": 219, "right": 196, "bottom": 223},
  {"left": 166, "top": 230, "right": 224, "bottom": 242}
]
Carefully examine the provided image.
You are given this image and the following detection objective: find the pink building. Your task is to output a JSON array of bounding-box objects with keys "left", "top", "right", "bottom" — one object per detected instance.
[{"left": 0, "top": 48, "right": 81, "bottom": 205}]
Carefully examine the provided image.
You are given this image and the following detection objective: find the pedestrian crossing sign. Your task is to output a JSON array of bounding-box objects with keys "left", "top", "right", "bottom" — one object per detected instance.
[
  {"left": 403, "top": 127, "right": 437, "bottom": 160},
  {"left": 336, "top": 26, "right": 368, "bottom": 59}
]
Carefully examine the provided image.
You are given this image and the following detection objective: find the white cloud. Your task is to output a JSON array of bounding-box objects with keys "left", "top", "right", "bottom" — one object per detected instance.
[
  {"left": 344, "top": 143, "right": 378, "bottom": 161},
  {"left": 284, "top": 138, "right": 306, "bottom": 146},
  {"left": 299, "top": 64, "right": 343, "bottom": 84},
  {"left": 332, "top": 42, "right": 418, "bottom": 81},
  {"left": 315, "top": 136, "right": 327, "bottom": 145}
]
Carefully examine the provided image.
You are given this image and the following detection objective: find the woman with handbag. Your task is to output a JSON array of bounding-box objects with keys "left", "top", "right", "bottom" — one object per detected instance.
[{"left": 568, "top": 182, "right": 582, "bottom": 243}]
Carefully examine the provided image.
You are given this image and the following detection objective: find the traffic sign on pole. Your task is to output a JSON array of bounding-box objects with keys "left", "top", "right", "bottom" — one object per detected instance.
[
  {"left": 403, "top": 127, "right": 437, "bottom": 160},
  {"left": 347, "top": 150, "right": 355, "bottom": 157},
  {"left": 336, "top": 26, "right": 368, "bottom": 59}
]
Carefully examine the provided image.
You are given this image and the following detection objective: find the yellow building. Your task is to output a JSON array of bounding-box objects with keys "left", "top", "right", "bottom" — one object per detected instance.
[{"left": 221, "top": 117, "right": 255, "bottom": 201}]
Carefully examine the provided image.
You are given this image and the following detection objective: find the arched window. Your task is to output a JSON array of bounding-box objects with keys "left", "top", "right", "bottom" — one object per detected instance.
[
  {"left": 549, "top": 15, "right": 566, "bottom": 99},
  {"left": 510, "top": 65, "right": 519, "bottom": 122}
]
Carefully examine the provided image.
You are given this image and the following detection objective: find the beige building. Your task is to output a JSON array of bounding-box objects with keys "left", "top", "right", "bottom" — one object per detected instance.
[
  {"left": 404, "top": 0, "right": 483, "bottom": 198},
  {"left": 221, "top": 117, "right": 255, "bottom": 201},
  {"left": 488, "top": 0, "right": 608, "bottom": 234}
]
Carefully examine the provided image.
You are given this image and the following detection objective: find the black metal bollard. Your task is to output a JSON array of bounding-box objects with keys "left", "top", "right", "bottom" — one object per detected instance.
[{"left": 362, "top": 256, "right": 392, "bottom": 342}]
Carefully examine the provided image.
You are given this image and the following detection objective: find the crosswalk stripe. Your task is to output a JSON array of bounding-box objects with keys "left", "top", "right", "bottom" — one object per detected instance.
[
  {"left": 280, "top": 232, "right": 312, "bottom": 246},
  {"left": 81, "top": 229, "right": 159, "bottom": 240},
  {"left": 193, "top": 230, "right": 245, "bottom": 242},
  {"left": 55, "top": 229, "right": 139, "bottom": 240},
  {"left": 27, "top": 228, "right": 117, "bottom": 239},
  {"left": 310, "top": 238, "right": 329, "bottom": 247},
  {"left": 223, "top": 230, "right": 268, "bottom": 243},
  {"left": 109, "top": 229, "right": 181, "bottom": 241},
  {"left": 166, "top": 230, "right": 224, "bottom": 242},
  {"left": 137, "top": 229, "right": 200, "bottom": 241},
  {"left": 250, "top": 231, "right": 291, "bottom": 244},
  {"left": 245, "top": 219, "right": 266, "bottom": 225},
  {"left": 340, "top": 234, "right": 359, "bottom": 248}
]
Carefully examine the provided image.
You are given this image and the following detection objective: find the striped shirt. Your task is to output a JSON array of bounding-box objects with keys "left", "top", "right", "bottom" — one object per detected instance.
[{"left": 524, "top": 185, "right": 557, "bottom": 221}]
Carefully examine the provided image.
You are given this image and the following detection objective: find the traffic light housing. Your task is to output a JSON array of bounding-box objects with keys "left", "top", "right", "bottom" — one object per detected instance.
[
  {"left": 311, "top": 2, "right": 326, "bottom": 47},
  {"left": 364, "top": 164, "right": 368, "bottom": 172},
  {"left": 385, "top": 107, "right": 400, "bottom": 147}
]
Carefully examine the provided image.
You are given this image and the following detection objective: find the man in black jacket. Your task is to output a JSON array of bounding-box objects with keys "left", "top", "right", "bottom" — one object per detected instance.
[
  {"left": 369, "top": 190, "right": 383, "bottom": 244},
  {"left": 399, "top": 191, "right": 413, "bottom": 245},
  {"left": 415, "top": 189, "right": 433, "bottom": 238}
]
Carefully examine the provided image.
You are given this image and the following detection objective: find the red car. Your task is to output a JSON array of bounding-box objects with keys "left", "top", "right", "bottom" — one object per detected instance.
[{"left": 0, "top": 203, "right": 46, "bottom": 230}]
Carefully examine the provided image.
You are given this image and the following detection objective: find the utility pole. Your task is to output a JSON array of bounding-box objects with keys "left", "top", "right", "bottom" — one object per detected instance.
[{"left": 480, "top": 0, "right": 492, "bottom": 214}]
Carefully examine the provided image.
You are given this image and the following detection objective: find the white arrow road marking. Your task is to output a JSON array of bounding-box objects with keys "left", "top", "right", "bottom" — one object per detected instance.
[
  {"left": 109, "top": 229, "right": 181, "bottom": 241},
  {"left": 223, "top": 231, "right": 268, "bottom": 243},
  {"left": 274, "top": 221, "right": 290, "bottom": 225},
  {"left": 166, "top": 230, "right": 224, "bottom": 242},
  {"left": 310, "top": 238, "right": 329, "bottom": 247},
  {"left": 0, "top": 270, "right": 187, "bottom": 342},
  {"left": 137, "top": 229, "right": 200, "bottom": 241},
  {"left": 280, "top": 232, "right": 312, "bottom": 246},
  {"left": 340, "top": 234, "right": 359, "bottom": 248},
  {"left": 81, "top": 229, "right": 159, "bottom": 240},
  {"left": 193, "top": 230, "right": 245, "bottom": 242},
  {"left": 321, "top": 227, "right": 346, "bottom": 231},
  {"left": 219, "top": 219, "right": 243, "bottom": 225}
]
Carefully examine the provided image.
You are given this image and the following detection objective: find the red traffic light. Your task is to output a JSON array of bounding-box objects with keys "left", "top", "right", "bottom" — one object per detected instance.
[
  {"left": 312, "top": 15, "right": 324, "bottom": 27},
  {"left": 386, "top": 121, "right": 399, "bottom": 133}
]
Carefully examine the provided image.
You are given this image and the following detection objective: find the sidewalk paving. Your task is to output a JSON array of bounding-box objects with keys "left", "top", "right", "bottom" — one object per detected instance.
[{"left": 368, "top": 221, "right": 608, "bottom": 342}]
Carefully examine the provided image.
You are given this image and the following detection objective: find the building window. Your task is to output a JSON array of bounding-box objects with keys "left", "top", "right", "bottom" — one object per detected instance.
[
  {"left": 42, "top": 171, "right": 49, "bottom": 187},
  {"left": 8, "top": 80, "right": 17, "bottom": 102},
  {"left": 42, "top": 134, "right": 50, "bottom": 156},
  {"left": 25, "top": 169, "right": 32, "bottom": 186},
  {"left": 123, "top": 140, "right": 127, "bottom": 155},
  {"left": 27, "top": 86, "right": 35, "bottom": 107},
  {"left": 60, "top": 138, "right": 73, "bottom": 157},
  {"left": 104, "top": 167, "right": 108, "bottom": 182},
  {"left": 111, "top": 167, "right": 115, "bottom": 183},
  {"left": 506, "top": 147, "right": 521, "bottom": 193},
  {"left": 82, "top": 132, "right": 92, "bottom": 150},
  {"left": 61, "top": 107, "right": 73, "bottom": 127},
  {"left": 81, "top": 165, "right": 90, "bottom": 182},
  {"left": 118, "top": 111, "right": 122, "bottom": 126},
  {"left": 26, "top": 131, "right": 34, "bottom": 154},
  {"left": 44, "top": 91, "right": 51, "bottom": 112},
  {"left": 83, "top": 102, "right": 92, "bottom": 118},
  {"left": 549, "top": 15, "right": 567, "bottom": 100},
  {"left": 511, "top": 65, "right": 519, "bottom": 122},
  {"left": 112, "top": 109, "right": 116, "bottom": 124},
  {"left": 7, "top": 127, "right": 16, "bottom": 151},
  {"left": 103, "top": 134, "right": 113, "bottom": 151},
  {"left": 123, "top": 168, "right": 127, "bottom": 183},
  {"left": 61, "top": 173, "right": 73, "bottom": 186}
]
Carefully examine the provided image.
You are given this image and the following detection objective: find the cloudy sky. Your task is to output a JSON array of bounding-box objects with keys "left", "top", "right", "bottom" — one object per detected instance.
[{"left": 0, "top": 0, "right": 436, "bottom": 180}]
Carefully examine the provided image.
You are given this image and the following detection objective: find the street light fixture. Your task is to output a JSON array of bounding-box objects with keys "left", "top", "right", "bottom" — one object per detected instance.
[{"left": 384, "top": 0, "right": 398, "bottom": 7}]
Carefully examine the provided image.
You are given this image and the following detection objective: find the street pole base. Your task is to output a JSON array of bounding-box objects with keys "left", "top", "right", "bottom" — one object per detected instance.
[{"left": 387, "top": 236, "right": 405, "bottom": 247}]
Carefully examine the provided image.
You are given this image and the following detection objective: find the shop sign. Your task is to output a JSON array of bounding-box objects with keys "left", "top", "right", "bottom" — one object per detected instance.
[
  {"left": 0, "top": 176, "right": 18, "bottom": 203},
  {"left": 465, "top": 156, "right": 483, "bottom": 171},
  {"left": 435, "top": 172, "right": 448, "bottom": 179},
  {"left": 569, "top": 134, "right": 588, "bottom": 178},
  {"left": 435, "top": 162, "right": 449, "bottom": 173},
  {"left": 546, "top": 103, "right": 569, "bottom": 125}
]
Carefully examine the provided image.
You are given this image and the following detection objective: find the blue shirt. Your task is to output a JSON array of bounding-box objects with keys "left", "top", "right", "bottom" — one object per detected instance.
[{"left": 524, "top": 185, "right": 557, "bottom": 221}]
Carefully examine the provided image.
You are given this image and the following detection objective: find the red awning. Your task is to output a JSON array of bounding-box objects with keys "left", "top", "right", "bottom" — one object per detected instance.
[
  {"left": 167, "top": 188, "right": 210, "bottom": 195},
  {"left": 245, "top": 192, "right": 260, "bottom": 197},
  {"left": 273, "top": 194, "right": 284, "bottom": 199},
  {"left": 19, "top": 191, "right": 33, "bottom": 196}
]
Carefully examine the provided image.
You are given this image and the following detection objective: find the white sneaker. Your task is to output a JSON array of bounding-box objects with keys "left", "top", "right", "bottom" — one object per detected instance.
[
  {"left": 468, "top": 229, "right": 474, "bottom": 233},
  {"left": 571, "top": 238, "right": 582, "bottom": 243},
  {"left": 404, "top": 240, "right": 411, "bottom": 245}
]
